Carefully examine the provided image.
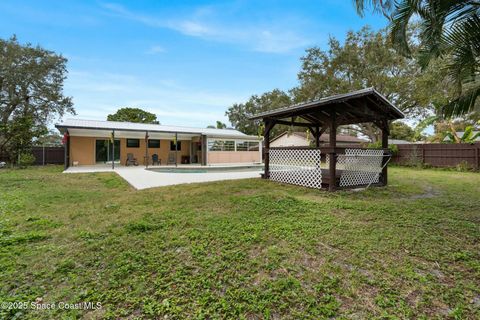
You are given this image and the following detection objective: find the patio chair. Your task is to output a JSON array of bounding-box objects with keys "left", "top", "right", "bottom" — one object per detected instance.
[
  {"left": 167, "top": 152, "right": 176, "bottom": 165},
  {"left": 151, "top": 154, "right": 161, "bottom": 166},
  {"left": 126, "top": 153, "right": 138, "bottom": 166}
]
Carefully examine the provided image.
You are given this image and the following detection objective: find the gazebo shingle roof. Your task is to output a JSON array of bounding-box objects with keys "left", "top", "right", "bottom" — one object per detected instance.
[{"left": 249, "top": 88, "right": 404, "bottom": 125}]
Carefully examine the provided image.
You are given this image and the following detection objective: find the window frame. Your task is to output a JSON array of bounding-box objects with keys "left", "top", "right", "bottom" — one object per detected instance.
[
  {"left": 207, "top": 139, "right": 235, "bottom": 151},
  {"left": 148, "top": 139, "right": 160, "bottom": 148},
  {"left": 170, "top": 141, "right": 182, "bottom": 151},
  {"left": 126, "top": 139, "right": 140, "bottom": 148}
]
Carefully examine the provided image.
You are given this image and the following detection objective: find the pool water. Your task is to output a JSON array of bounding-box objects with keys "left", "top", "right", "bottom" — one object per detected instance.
[{"left": 148, "top": 165, "right": 263, "bottom": 174}]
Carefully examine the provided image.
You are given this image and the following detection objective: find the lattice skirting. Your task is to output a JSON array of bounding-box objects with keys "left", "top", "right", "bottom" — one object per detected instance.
[
  {"left": 339, "top": 149, "right": 384, "bottom": 187},
  {"left": 269, "top": 149, "right": 322, "bottom": 189}
]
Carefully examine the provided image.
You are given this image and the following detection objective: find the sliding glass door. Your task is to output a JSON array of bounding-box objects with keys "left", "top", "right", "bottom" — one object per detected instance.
[{"left": 95, "top": 139, "right": 120, "bottom": 163}]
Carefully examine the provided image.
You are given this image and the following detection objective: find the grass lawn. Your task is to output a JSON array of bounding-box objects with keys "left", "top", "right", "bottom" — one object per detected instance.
[{"left": 0, "top": 166, "right": 479, "bottom": 319}]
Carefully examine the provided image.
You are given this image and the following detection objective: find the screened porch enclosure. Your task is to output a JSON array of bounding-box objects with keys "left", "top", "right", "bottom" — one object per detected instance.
[
  {"left": 206, "top": 138, "right": 261, "bottom": 164},
  {"left": 249, "top": 88, "right": 405, "bottom": 191}
]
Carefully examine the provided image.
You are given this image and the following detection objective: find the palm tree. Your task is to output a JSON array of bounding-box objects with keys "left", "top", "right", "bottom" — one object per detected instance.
[{"left": 354, "top": 0, "right": 479, "bottom": 118}]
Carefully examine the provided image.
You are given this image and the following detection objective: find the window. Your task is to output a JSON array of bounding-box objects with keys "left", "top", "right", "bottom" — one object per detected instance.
[
  {"left": 247, "top": 141, "right": 259, "bottom": 151},
  {"left": 126, "top": 139, "right": 140, "bottom": 148},
  {"left": 170, "top": 141, "right": 181, "bottom": 151},
  {"left": 208, "top": 140, "right": 235, "bottom": 151},
  {"left": 236, "top": 141, "right": 248, "bottom": 151},
  {"left": 236, "top": 141, "right": 259, "bottom": 151},
  {"left": 148, "top": 139, "right": 160, "bottom": 148}
]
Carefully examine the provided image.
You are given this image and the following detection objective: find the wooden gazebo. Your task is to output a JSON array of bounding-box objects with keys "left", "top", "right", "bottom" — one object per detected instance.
[{"left": 249, "top": 88, "right": 404, "bottom": 191}]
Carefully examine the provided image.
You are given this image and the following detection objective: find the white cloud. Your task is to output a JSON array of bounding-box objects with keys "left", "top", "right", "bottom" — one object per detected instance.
[
  {"left": 146, "top": 45, "right": 166, "bottom": 54},
  {"left": 64, "top": 69, "right": 248, "bottom": 127},
  {"left": 100, "top": 2, "right": 311, "bottom": 53}
]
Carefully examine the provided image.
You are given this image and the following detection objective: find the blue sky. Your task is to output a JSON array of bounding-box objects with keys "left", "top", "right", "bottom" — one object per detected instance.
[{"left": 0, "top": 0, "right": 387, "bottom": 128}]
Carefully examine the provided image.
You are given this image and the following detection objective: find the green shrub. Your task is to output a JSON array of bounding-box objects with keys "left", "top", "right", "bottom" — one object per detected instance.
[
  {"left": 18, "top": 153, "right": 36, "bottom": 168},
  {"left": 404, "top": 146, "right": 423, "bottom": 168},
  {"left": 365, "top": 141, "right": 399, "bottom": 155},
  {"left": 455, "top": 161, "right": 472, "bottom": 172}
]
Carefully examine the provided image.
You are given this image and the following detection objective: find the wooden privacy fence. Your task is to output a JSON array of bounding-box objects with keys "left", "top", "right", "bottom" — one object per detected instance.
[
  {"left": 392, "top": 143, "right": 480, "bottom": 170},
  {"left": 0, "top": 146, "right": 64, "bottom": 165},
  {"left": 31, "top": 146, "right": 65, "bottom": 165}
]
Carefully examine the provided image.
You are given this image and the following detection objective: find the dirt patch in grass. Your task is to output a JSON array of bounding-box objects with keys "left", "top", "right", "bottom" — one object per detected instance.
[{"left": 409, "top": 184, "right": 441, "bottom": 199}]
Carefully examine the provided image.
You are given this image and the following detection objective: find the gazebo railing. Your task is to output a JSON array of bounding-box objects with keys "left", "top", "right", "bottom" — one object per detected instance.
[
  {"left": 267, "top": 147, "right": 390, "bottom": 190},
  {"left": 335, "top": 149, "right": 385, "bottom": 187},
  {"left": 269, "top": 148, "right": 323, "bottom": 189}
]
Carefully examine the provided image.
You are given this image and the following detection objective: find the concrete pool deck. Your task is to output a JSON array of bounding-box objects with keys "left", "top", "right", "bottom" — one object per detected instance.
[{"left": 64, "top": 165, "right": 263, "bottom": 190}]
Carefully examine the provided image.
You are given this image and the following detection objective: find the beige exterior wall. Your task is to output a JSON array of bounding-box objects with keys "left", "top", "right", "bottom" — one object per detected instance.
[
  {"left": 122, "top": 139, "right": 191, "bottom": 165},
  {"left": 69, "top": 136, "right": 192, "bottom": 166},
  {"left": 120, "top": 138, "right": 146, "bottom": 165},
  {"left": 207, "top": 151, "right": 260, "bottom": 164},
  {"left": 69, "top": 136, "right": 96, "bottom": 165}
]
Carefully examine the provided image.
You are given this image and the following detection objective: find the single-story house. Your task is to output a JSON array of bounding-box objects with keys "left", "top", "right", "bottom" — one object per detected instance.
[
  {"left": 270, "top": 131, "right": 367, "bottom": 147},
  {"left": 388, "top": 139, "right": 413, "bottom": 144},
  {"left": 56, "top": 119, "right": 262, "bottom": 168}
]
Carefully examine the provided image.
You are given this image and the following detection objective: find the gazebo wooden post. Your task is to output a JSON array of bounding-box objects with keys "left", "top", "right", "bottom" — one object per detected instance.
[
  {"left": 328, "top": 113, "right": 337, "bottom": 192},
  {"left": 381, "top": 121, "right": 389, "bottom": 186},
  {"left": 315, "top": 125, "right": 320, "bottom": 148},
  {"left": 263, "top": 119, "right": 274, "bottom": 179},
  {"left": 63, "top": 130, "right": 69, "bottom": 170}
]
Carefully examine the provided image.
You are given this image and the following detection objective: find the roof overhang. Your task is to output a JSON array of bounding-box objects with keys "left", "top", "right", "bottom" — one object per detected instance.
[
  {"left": 249, "top": 88, "right": 404, "bottom": 126},
  {"left": 55, "top": 124, "right": 202, "bottom": 136},
  {"left": 56, "top": 124, "right": 261, "bottom": 141},
  {"left": 62, "top": 128, "right": 199, "bottom": 140}
]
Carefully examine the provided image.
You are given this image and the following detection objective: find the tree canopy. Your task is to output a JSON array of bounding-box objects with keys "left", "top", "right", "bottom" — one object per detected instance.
[
  {"left": 226, "top": 89, "right": 292, "bottom": 137},
  {"left": 107, "top": 107, "right": 159, "bottom": 124},
  {"left": 35, "top": 131, "right": 63, "bottom": 146},
  {"left": 0, "top": 36, "right": 74, "bottom": 163},
  {"left": 389, "top": 121, "right": 416, "bottom": 141},
  {"left": 207, "top": 121, "right": 227, "bottom": 129},
  {"left": 353, "top": 0, "right": 479, "bottom": 118},
  {"left": 226, "top": 26, "right": 451, "bottom": 141}
]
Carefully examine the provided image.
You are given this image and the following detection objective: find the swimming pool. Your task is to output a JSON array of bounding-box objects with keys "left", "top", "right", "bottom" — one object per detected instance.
[{"left": 148, "top": 165, "right": 263, "bottom": 174}]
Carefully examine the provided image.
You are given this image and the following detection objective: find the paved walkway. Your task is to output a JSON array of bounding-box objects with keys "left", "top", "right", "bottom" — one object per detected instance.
[{"left": 64, "top": 165, "right": 262, "bottom": 190}]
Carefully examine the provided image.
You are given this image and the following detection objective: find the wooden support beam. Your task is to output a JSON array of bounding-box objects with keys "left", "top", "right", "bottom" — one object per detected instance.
[
  {"left": 318, "top": 126, "right": 327, "bottom": 146},
  {"left": 274, "top": 119, "right": 313, "bottom": 127},
  {"left": 319, "top": 126, "right": 327, "bottom": 136},
  {"left": 378, "top": 120, "right": 389, "bottom": 186},
  {"left": 309, "top": 111, "right": 332, "bottom": 124},
  {"left": 328, "top": 113, "right": 337, "bottom": 192},
  {"left": 364, "top": 95, "right": 398, "bottom": 119},
  {"left": 300, "top": 114, "right": 323, "bottom": 124},
  {"left": 338, "top": 116, "right": 384, "bottom": 126},
  {"left": 63, "top": 130, "right": 69, "bottom": 170},
  {"left": 263, "top": 120, "right": 275, "bottom": 179},
  {"left": 315, "top": 126, "right": 320, "bottom": 148}
]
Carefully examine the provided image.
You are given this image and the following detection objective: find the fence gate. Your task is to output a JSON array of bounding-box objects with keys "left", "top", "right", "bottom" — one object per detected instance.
[{"left": 269, "top": 149, "right": 322, "bottom": 189}]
